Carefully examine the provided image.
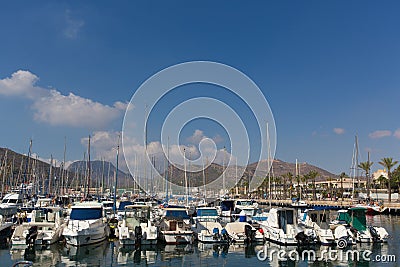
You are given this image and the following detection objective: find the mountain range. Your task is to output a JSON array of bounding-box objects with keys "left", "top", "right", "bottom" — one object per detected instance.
[{"left": 1, "top": 147, "right": 337, "bottom": 190}]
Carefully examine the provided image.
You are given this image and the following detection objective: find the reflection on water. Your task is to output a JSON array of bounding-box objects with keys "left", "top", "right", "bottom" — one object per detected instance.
[{"left": 4, "top": 215, "right": 399, "bottom": 267}]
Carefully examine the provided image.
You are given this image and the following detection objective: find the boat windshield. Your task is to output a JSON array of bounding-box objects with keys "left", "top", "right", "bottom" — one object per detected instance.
[
  {"left": 197, "top": 209, "right": 218, "bottom": 217},
  {"left": 165, "top": 210, "right": 190, "bottom": 219},
  {"left": 70, "top": 208, "right": 102, "bottom": 220},
  {"left": 221, "top": 201, "right": 234, "bottom": 211},
  {"left": 103, "top": 202, "right": 114, "bottom": 208},
  {"left": 236, "top": 200, "right": 253, "bottom": 206},
  {"left": 118, "top": 201, "right": 133, "bottom": 211}
]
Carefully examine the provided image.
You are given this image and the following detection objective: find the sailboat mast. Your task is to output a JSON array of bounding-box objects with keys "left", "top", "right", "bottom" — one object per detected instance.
[
  {"left": 202, "top": 157, "right": 206, "bottom": 203},
  {"left": 351, "top": 135, "right": 359, "bottom": 200},
  {"left": 101, "top": 158, "right": 105, "bottom": 195},
  {"left": 165, "top": 137, "right": 169, "bottom": 202},
  {"left": 61, "top": 136, "right": 66, "bottom": 196},
  {"left": 87, "top": 135, "right": 91, "bottom": 198},
  {"left": 222, "top": 146, "right": 226, "bottom": 196},
  {"left": 183, "top": 148, "right": 188, "bottom": 206},
  {"left": 113, "top": 135, "right": 120, "bottom": 214},
  {"left": 267, "top": 123, "right": 271, "bottom": 206},
  {"left": 1, "top": 150, "right": 8, "bottom": 197},
  {"left": 48, "top": 155, "right": 53, "bottom": 196}
]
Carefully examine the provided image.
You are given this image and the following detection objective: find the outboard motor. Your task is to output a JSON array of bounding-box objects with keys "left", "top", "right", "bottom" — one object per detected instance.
[
  {"left": 134, "top": 226, "right": 143, "bottom": 246},
  {"left": 295, "top": 231, "right": 311, "bottom": 246},
  {"left": 244, "top": 224, "right": 255, "bottom": 243},
  {"left": 212, "top": 227, "right": 220, "bottom": 240},
  {"left": 368, "top": 226, "right": 379, "bottom": 242},
  {"left": 26, "top": 226, "right": 38, "bottom": 246}
]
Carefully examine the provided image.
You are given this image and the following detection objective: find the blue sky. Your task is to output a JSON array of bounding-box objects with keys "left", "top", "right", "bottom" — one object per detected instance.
[{"left": 0, "top": 1, "right": 399, "bottom": 175}]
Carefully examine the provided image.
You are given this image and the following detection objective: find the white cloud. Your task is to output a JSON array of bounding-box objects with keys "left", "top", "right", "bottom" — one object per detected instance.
[
  {"left": 187, "top": 129, "right": 205, "bottom": 144},
  {"left": 212, "top": 134, "right": 224, "bottom": 143},
  {"left": 394, "top": 129, "right": 400, "bottom": 139},
  {"left": 368, "top": 130, "right": 392, "bottom": 139},
  {"left": 0, "top": 70, "right": 125, "bottom": 128},
  {"left": 333, "top": 128, "right": 345, "bottom": 135},
  {"left": 84, "top": 129, "right": 235, "bottom": 175},
  {"left": 64, "top": 9, "right": 84, "bottom": 39}
]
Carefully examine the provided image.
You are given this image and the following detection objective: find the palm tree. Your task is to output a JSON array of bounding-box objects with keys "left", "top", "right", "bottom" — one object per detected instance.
[
  {"left": 308, "top": 170, "right": 319, "bottom": 200},
  {"left": 296, "top": 174, "right": 301, "bottom": 198},
  {"left": 378, "top": 157, "right": 399, "bottom": 203},
  {"left": 301, "top": 174, "right": 309, "bottom": 200},
  {"left": 281, "top": 174, "right": 287, "bottom": 200},
  {"left": 377, "top": 175, "right": 387, "bottom": 189},
  {"left": 358, "top": 160, "right": 373, "bottom": 198},
  {"left": 286, "top": 172, "right": 294, "bottom": 199},
  {"left": 339, "top": 172, "right": 347, "bottom": 201}
]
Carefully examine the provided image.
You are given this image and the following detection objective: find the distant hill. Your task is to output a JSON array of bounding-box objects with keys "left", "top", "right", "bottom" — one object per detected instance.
[
  {"left": 67, "top": 160, "right": 135, "bottom": 188},
  {"left": 0, "top": 147, "right": 338, "bottom": 192},
  {"left": 163, "top": 158, "right": 337, "bottom": 187},
  {"left": 247, "top": 159, "right": 337, "bottom": 181}
]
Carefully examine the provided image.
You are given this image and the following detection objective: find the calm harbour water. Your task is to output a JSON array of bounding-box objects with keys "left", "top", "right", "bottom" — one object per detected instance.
[{"left": 1, "top": 215, "right": 398, "bottom": 267}]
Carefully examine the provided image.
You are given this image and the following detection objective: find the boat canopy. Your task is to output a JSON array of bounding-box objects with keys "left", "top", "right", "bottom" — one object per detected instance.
[
  {"left": 165, "top": 209, "right": 190, "bottom": 219},
  {"left": 118, "top": 201, "right": 133, "bottom": 211},
  {"left": 348, "top": 207, "right": 367, "bottom": 231},
  {"left": 70, "top": 207, "right": 102, "bottom": 220}
]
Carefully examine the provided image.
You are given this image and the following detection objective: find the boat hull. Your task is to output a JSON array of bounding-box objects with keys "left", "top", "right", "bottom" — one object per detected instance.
[
  {"left": 161, "top": 231, "right": 193, "bottom": 244},
  {"left": 64, "top": 231, "right": 108, "bottom": 246}
]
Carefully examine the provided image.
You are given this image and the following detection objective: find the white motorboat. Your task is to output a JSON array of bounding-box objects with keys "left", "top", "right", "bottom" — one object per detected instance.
[
  {"left": 192, "top": 207, "right": 228, "bottom": 243},
  {"left": 330, "top": 208, "right": 388, "bottom": 244},
  {"left": 11, "top": 207, "right": 65, "bottom": 248},
  {"left": 298, "top": 209, "right": 335, "bottom": 245},
  {"left": 224, "top": 222, "right": 264, "bottom": 244},
  {"left": 259, "top": 208, "right": 315, "bottom": 246},
  {"left": 159, "top": 208, "right": 193, "bottom": 244},
  {"left": 118, "top": 204, "right": 158, "bottom": 245},
  {"left": 0, "top": 193, "right": 24, "bottom": 209},
  {"left": 234, "top": 199, "right": 258, "bottom": 214},
  {"left": 101, "top": 200, "right": 114, "bottom": 219},
  {"left": 216, "top": 199, "right": 235, "bottom": 217},
  {"left": 0, "top": 214, "right": 13, "bottom": 242},
  {"left": 62, "top": 202, "right": 109, "bottom": 246}
]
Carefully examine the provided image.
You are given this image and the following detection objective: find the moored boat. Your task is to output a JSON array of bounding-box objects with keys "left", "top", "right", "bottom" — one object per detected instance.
[
  {"left": 118, "top": 204, "right": 158, "bottom": 245},
  {"left": 158, "top": 208, "right": 193, "bottom": 244},
  {"left": 62, "top": 202, "right": 109, "bottom": 246}
]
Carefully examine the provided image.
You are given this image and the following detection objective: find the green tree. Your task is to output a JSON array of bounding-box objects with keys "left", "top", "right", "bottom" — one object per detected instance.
[
  {"left": 308, "top": 170, "right": 319, "bottom": 200},
  {"left": 392, "top": 165, "right": 400, "bottom": 193},
  {"left": 301, "top": 174, "right": 309, "bottom": 200},
  {"left": 377, "top": 175, "right": 387, "bottom": 189},
  {"left": 286, "top": 172, "right": 294, "bottom": 199},
  {"left": 378, "top": 157, "right": 399, "bottom": 203},
  {"left": 358, "top": 160, "right": 374, "bottom": 198}
]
